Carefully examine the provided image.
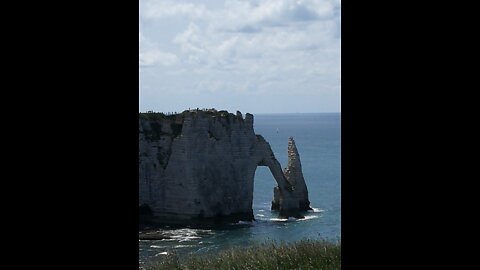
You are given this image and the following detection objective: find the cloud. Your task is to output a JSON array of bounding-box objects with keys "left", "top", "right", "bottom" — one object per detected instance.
[
  {"left": 140, "top": 32, "right": 178, "bottom": 67},
  {"left": 172, "top": 23, "right": 205, "bottom": 54},
  {"left": 213, "top": 0, "right": 339, "bottom": 33},
  {"left": 289, "top": 3, "right": 323, "bottom": 21},
  {"left": 142, "top": 0, "right": 208, "bottom": 19},
  {"left": 144, "top": 0, "right": 340, "bottom": 81},
  {"left": 140, "top": 49, "right": 178, "bottom": 67},
  {"left": 140, "top": 0, "right": 341, "bottom": 112},
  {"left": 236, "top": 25, "right": 262, "bottom": 33}
]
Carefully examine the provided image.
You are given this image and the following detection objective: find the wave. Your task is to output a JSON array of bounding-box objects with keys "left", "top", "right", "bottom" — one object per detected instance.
[
  {"left": 174, "top": 244, "right": 194, "bottom": 249},
  {"left": 238, "top": 220, "right": 252, "bottom": 225},
  {"left": 150, "top": 245, "right": 168, "bottom": 249},
  {"left": 298, "top": 215, "right": 319, "bottom": 221},
  {"left": 159, "top": 238, "right": 178, "bottom": 242},
  {"left": 269, "top": 215, "right": 319, "bottom": 222},
  {"left": 269, "top": 217, "right": 289, "bottom": 222},
  {"left": 179, "top": 236, "right": 201, "bottom": 242}
]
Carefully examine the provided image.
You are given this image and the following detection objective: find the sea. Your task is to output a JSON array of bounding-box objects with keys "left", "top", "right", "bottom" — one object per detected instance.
[{"left": 139, "top": 113, "right": 341, "bottom": 267}]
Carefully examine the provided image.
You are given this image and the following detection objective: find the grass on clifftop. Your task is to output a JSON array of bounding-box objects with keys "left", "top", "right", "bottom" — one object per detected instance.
[
  {"left": 139, "top": 109, "right": 238, "bottom": 122},
  {"left": 145, "top": 240, "right": 340, "bottom": 270}
]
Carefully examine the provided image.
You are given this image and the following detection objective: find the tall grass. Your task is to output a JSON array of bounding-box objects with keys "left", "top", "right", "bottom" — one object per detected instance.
[{"left": 145, "top": 240, "right": 340, "bottom": 270}]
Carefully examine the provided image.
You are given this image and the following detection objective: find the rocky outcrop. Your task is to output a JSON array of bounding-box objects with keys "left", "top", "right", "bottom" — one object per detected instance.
[
  {"left": 272, "top": 137, "right": 312, "bottom": 213},
  {"left": 139, "top": 109, "right": 310, "bottom": 225}
]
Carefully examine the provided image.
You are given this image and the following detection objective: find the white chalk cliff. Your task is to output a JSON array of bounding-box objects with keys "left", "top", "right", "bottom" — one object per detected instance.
[{"left": 139, "top": 109, "right": 311, "bottom": 225}]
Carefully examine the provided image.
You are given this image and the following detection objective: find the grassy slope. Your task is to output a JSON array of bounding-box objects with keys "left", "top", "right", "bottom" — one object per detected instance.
[{"left": 145, "top": 240, "right": 341, "bottom": 270}]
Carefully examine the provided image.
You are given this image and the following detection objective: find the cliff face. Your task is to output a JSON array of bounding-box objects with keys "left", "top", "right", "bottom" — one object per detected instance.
[{"left": 139, "top": 110, "right": 310, "bottom": 225}]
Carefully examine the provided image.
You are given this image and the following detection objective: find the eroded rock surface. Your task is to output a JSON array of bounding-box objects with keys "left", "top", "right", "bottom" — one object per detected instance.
[
  {"left": 139, "top": 109, "right": 311, "bottom": 225},
  {"left": 272, "top": 137, "right": 312, "bottom": 213}
]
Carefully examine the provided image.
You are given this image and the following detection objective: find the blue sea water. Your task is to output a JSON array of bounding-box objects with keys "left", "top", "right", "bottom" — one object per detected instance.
[{"left": 139, "top": 113, "right": 340, "bottom": 267}]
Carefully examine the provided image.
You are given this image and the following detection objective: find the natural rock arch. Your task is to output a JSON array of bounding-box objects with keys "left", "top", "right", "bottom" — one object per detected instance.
[
  {"left": 139, "top": 110, "right": 311, "bottom": 225},
  {"left": 254, "top": 135, "right": 311, "bottom": 217}
]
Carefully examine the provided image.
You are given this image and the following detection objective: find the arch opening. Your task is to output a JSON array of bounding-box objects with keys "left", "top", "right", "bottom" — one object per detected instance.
[{"left": 253, "top": 166, "right": 277, "bottom": 217}]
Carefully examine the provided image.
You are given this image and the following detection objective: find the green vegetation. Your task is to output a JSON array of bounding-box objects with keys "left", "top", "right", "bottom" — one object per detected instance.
[
  {"left": 139, "top": 108, "right": 237, "bottom": 120},
  {"left": 170, "top": 123, "right": 183, "bottom": 138},
  {"left": 139, "top": 112, "right": 180, "bottom": 121},
  {"left": 145, "top": 240, "right": 340, "bottom": 270},
  {"left": 139, "top": 109, "right": 242, "bottom": 141},
  {"left": 139, "top": 112, "right": 184, "bottom": 140},
  {"left": 146, "top": 122, "right": 164, "bottom": 140}
]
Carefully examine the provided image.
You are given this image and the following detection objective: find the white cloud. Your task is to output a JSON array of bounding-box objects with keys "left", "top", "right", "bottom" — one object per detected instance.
[
  {"left": 173, "top": 23, "right": 206, "bottom": 54},
  {"left": 211, "top": 0, "right": 339, "bottom": 32},
  {"left": 142, "top": 0, "right": 208, "bottom": 18},
  {"left": 140, "top": 0, "right": 341, "bottom": 112},
  {"left": 140, "top": 49, "right": 178, "bottom": 67},
  {"left": 140, "top": 32, "right": 178, "bottom": 67}
]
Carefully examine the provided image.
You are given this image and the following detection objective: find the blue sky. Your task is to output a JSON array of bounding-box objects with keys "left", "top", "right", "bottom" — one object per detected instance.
[{"left": 140, "top": 0, "right": 340, "bottom": 114}]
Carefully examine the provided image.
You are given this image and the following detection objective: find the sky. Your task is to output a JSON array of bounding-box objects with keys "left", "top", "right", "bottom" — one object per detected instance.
[{"left": 140, "top": 0, "right": 340, "bottom": 114}]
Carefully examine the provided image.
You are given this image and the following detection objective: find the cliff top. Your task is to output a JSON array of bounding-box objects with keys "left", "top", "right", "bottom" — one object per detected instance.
[{"left": 139, "top": 109, "right": 252, "bottom": 121}]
